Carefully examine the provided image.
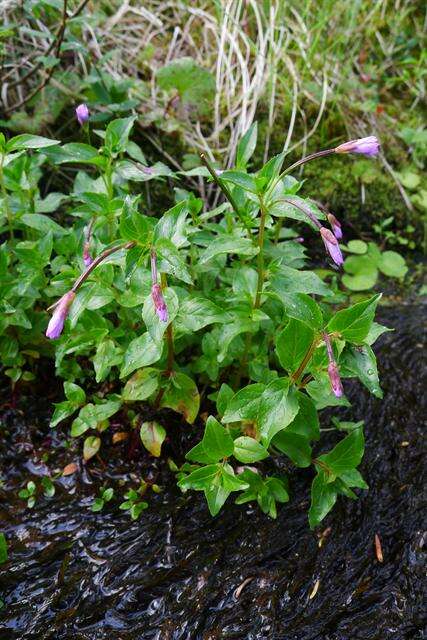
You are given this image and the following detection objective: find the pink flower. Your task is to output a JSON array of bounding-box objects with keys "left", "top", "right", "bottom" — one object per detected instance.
[
  {"left": 327, "top": 213, "right": 342, "bottom": 240},
  {"left": 75, "top": 104, "right": 89, "bottom": 126},
  {"left": 46, "top": 291, "right": 75, "bottom": 339},
  {"left": 151, "top": 284, "right": 168, "bottom": 322},
  {"left": 320, "top": 227, "right": 343, "bottom": 266},
  {"left": 335, "top": 136, "right": 379, "bottom": 156},
  {"left": 327, "top": 362, "right": 344, "bottom": 397}
]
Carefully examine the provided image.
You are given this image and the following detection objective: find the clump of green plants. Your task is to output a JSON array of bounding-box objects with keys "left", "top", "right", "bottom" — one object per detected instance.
[
  {"left": 1, "top": 109, "right": 387, "bottom": 527},
  {"left": 18, "top": 476, "right": 55, "bottom": 508},
  {"left": 341, "top": 239, "right": 408, "bottom": 291}
]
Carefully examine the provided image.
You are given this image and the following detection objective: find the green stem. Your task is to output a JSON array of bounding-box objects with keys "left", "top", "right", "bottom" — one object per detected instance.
[
  {"left": 291, "top": 337, "right": 320, "bottom": 384},
  {"left": 104, "top": 158, "right": 114, "bottom": 200},
  {"left": 0, "top": 155, "right": 13, "bottom": 240},
  {"left": 154, "top": 273, "right": 174, "bottom": 409},
  {"left": 200, "top": 153, "right": 239, "bottom": 214},
  {"left": 200, "top": 153, "right": 254, "bottom": 240},
  {"left": 161, "top": 273, "right": 174, "bottom": 374},
  {"left": 254, "top": 197, "right": 267, "bottom": 309},
  {"left": 236, "top": 197, "right": 268, "bottom": 385},
  {"left": 267, "top": 148, "right": 335, "bottom": 199},
  {"left": 274, "top": 218, "right": 282, "bottom": 245}
]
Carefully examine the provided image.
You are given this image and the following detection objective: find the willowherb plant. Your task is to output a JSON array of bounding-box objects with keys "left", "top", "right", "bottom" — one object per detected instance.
[{"left": 0, "top": 116, "right": 385, "bottom": 527}]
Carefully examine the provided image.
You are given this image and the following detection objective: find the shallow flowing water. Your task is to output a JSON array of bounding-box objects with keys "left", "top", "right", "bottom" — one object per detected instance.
[{"left": 0, "top": 304, "right": 425, "bottom": 640}]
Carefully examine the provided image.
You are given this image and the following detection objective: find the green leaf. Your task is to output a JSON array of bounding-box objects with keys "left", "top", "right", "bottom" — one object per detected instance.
[
  {"left": 71, "top": 400, "right": 122, "bottom": 437},
  {"left": 236, "top": 122, "right": 258, "bottom": 168},
  {"left": 103, "top": 488, "right": 114, "bottom": 502},
  {"left": 342, "top": 255, "right": 378, "bottom": 291},
  {"left": 178, "top": 464, "right": 221, "bottom": 490},
  {"left": 275, "top": 318, "right": 315, "bottom": 375},
  {"left": 120, "top": 333, "right": 163, "bottom": 378},
  {"left": 327, "top": 294, "right": 381, "bottom": 344},
  {"left": 204, "top": 485, "right": 230, "bottom": 516},
  {"left": 308, "top": 471, "right": 337, "bottom": 529},
  {"left": 140, "top": 421, "right": 166, "bottom": 457},
  {"left": 185, "top": 440, "right": 217, "bottom": 464},
  {"left": 266, "top": 477, "right": 289, "bottom": 503},
  {"left": 44, "top": 142, "right": 100, "bottom": 165},
  {"left": 318, "top": 428, "right": 364, "bottom": 479},
  {"left": 117, "top": 160, "right": 173, "bottom": 182},
  {"left": 220, "top": 170, "right": 258, "bottom": 193},
  {"left": 279, "top": 293, "right": 323, "bottom": 329},
  {"left": 41, "top": 477, "right": 55, "bottom": 498},
  {"left": 130, "top": 502, "right": 148, "bottom": 519},
  {"left": 20, "top": 213, "right": 65, "bottom": 235},
  {"left": 395, "top": 169, "right": 420, "bottom": 190},
  {"left": 50, "top": 400, "right": 77, "bottom": 428},
  {"left": 93, "top": 339, "right": 122, "bottom": 383},
  {"left": 91, "top": 497, "right": 104, "bottom": 512},
  {"left": 340, "top": 345, "right": 382, "bottom": 398},
  {"left": 159, "top": 372, "right": 200, "bottom": 423},
  {"left": 272, "top": 432, "right": 312, "bottom": 467},
  {"left": 157, "top": 57, "right": 215, "bottom": 115},
  {"left": 220, "top": 465, "right": 249, "bottom": 491},
  {"left": 6, "top": 134, "right": 60, "bottom": 151},
  {"left": 233, "top": 436, "right": 269, "bottom": 463},
  {"left": 216, "top": 383, "right": 234, "bottom": 418},
  {"left": 285, "top": 392, "right": 320, "bottom": 440},
  {"left": 364, "top": 322, "right": 392, "bottom": 345},
  {"left": 122, "top": 368, "right": 160, "bottom": 402},
  {"left": 199, "top": 235, "right": 259, "bottom": 264},
  {"left": 269, "top": 196, "right": 325, "bottom": 227},
  {"left": 258, "top": 379, "right": 300, "bottom": 446},
  {"left": 340, "top": 468, "right": 368, "bottom": 489},
  {"left": 203, "top": 416, "right": 234, "bottom": 460},
  {"left": 35, "top": 192, "right": 68, "bottom": 213},
  {"left": 83, "top": 435, "right": 101, "bottom": 461},
  {"left": 346, "top": 240, "right": 368, "bottom": 254},
  {"left": 119, "top": 196, "right": 152, "bottom": 243},
  {"left": 0, "top": 533, "right": 7, "bottom": 564},
  {"left": 27, "top": 481, "right": 36, "bottom": 494},
  {"left": 64, "top": 381, "right": 86, "bottom": 405},
  {"left": 156, "top": 237, "right": 192, "bottom": 284},
  {"left": 222, "top": 383, "right": 266, "bottom": 423},
  {"left": 105, "top": 116, "right": 136, "bottom": 154},
  {"left": 153, "top": 201, "right": 189, "bottom": 248},
  {"left": 377, "top": 251, "right": 408, "bottom": 278},
  {"left": 271, "top": 265, "right": 331, "bottom": 296},
  {"left": 175, "top": 296, "right": 230, "bottom": 332},
  {"left": 222, "top": 380, "right": 299, "bottom": 446}
]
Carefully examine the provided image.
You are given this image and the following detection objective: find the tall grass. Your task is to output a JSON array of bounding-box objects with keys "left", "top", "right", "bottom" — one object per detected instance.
[{"left": 1, "top": 0, "right": 424, "bottom": 174}]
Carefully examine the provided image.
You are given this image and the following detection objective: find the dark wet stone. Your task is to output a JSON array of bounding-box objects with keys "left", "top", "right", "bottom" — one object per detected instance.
[{"left": 0, "top": 305, "right": 425, "bottom": 640}]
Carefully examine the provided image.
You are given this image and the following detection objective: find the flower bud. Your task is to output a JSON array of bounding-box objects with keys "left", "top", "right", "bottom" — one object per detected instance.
[
  {"left": 151, "top": 284, "right": 168, "bottom": 322},
  {"left": 327, "top": 362, "right": 344, "bottom": 397},
  {"left": 335, "top": 136, "right": 379, "bottom": 156},
  {"left": 75, "top": 104, "right": 89, "bottom": 126},
  {"left": 320, "top": 227, "right": 343, "bottom": 266},
  {"left": 323, "top": 332, "right": 344, "bottom": 397},
  {"left": 327, "top": 213, "right": 342, "bottom": 240},
  {"left": 83, "top": 242, "right": 93, "bottom": 267},
  {"left": 46, "top": 291, "right": 75, "bottom": 339}
]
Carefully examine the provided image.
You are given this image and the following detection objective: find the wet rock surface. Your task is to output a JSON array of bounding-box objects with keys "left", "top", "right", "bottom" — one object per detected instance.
[{"left": 0, "top": 305, "right": 425, "bottom": 640}]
